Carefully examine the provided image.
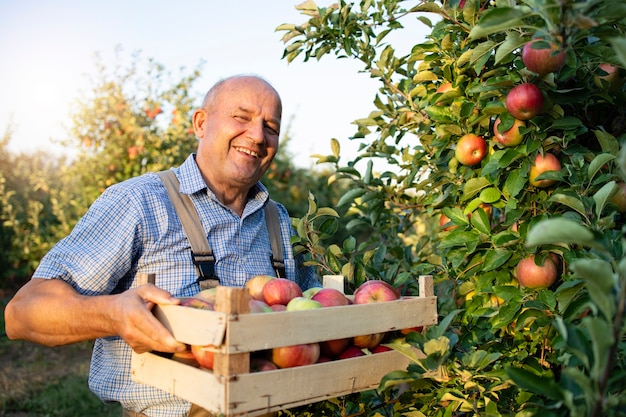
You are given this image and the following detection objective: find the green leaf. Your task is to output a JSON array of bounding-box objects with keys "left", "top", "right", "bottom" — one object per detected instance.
[
  {"left": 468, "top": 7, "right": 529, "bottom": 40},
  {"left": 584, "top": 317, "right": 614, "bottom": 381},
  {"left": 483, "top": 249, "right": 513, "bottom": 271},
  {"left": 588, "top": 153, "right": 615, "bottom": 183},
  {"left": 570, "top": 259, "right": 616, "bottom": 320},
  {"left": 337, "top": 188, "right": 366, "bottom": 207},
  {"left": 506, "top": 366, "right": 563, "bottom": 400},
  {"left": 330, "top": 138, "right": 340, "bottom": 158},
  {"left": 423, "top": 336, "right": 450, "bottom": 356},
  {"left": 547, "top": 193, "right": 587, "bottom": 218},
  {"left": 594, "top": 181, "right": 616, "bottom": 219},
  {"left": 462, "top": 177, "right": 491, "bottom": 201},
  {"left": 495, "top": 31, "right": 525, "bottom": 64},
  {"left": 526, "top": 218, "right": 596, "bottom": 248}
]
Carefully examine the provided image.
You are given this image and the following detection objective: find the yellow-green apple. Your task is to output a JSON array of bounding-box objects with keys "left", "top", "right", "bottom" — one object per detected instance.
[
  {"left": 455, "top": 134, "right": 487, "bottom": 166},
  {"left": 506, "top": 83, "right": 544, "bottom": 120},
  {"left": 311, "top": 288, "right": 350, "bottom": 307},
  {"left": 319, "top": 337, "right": 351, "bottom": 357},
  {"left": 271, "top": 343, "right": 320, "bottom": 368},
  {"left": 245, "top": 275, "right": 274, "bottom": 301},
  {"left": 515, "top": 254, "right": 558, "bottom": 289},
  {"left": 262, "top": 278, "right": 303, "bottom": 306},
  {"left": 594, "top": 63, "right": 623, "bottom": 91},
  {"left": 529, "top": 152, "right": 561, "bottom": 187},
  {"left": 610, "top": 181, "right": 626, "bottom": 212},
  {"left": 191, "top": 344, "right": 216, "bottom": 370},
  {"left": 286, "top": 297, "right": 323, "bottom": 311},
  {"left": 249, "top": 299, "right": 273, "bottom": 313},
  {"left": 353, "top": 280, "right": 400, "bottom": 304},
  {"left": 493, "top": 117, "right": 526, "bottom": 147},
  {"left": 195, "top": 288, "right": 217, "bottom": 304},
  {"left": 353, "top": 332, "right": 385, "bottom": 349},
  {"left": 338, "top": 345, "right": 366, "bottom": 359},
  {"left": 179, "top": 297, "right": 214, "bottom": 310},
  {"left": 250, "top": 357, "right": 278, "bottom": 372},
  {"left": 522, "top": 39, "right": 565, "bottom": 76},
  {"left": 302, "top": 286, "right": 322, "bottom": 299}
]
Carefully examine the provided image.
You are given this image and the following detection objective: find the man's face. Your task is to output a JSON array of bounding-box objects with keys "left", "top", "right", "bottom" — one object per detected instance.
[{"left": 194, "top": 78, "right": 281, "bottom": 193}]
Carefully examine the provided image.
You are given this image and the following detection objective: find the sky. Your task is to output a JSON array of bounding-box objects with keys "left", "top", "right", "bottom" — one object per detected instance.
[{"left": 0, "top": 0, "right": 429, "bottom": 169}]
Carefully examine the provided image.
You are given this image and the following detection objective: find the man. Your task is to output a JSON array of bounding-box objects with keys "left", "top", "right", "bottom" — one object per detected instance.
[{"left": 4, "top": 75, "right": 320, "bottom": 416}]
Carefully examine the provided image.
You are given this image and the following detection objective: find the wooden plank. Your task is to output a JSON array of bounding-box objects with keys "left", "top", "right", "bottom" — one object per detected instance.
[
  {"left": 131, "top": 352, "right": 228, "bottom": 413},
  {"left": 133, "top": 347, "right": 425, "bottom": 417},
  {"left": 226, "top": 296, "right": 438, "bottom": 351},
  {"left": 153, "top": 305, "right": 227, "bottom": 347},
  {"left": 322, "top": 275, "right": 345, "bottom": 292},
  {"left": 214, "top": 286, "right": 250, "bottom": 377}
]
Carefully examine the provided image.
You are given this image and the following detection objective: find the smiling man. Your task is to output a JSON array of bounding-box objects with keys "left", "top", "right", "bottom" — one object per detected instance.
[{"left": 4, "top": 75, "right": 320, "bottom": 417}]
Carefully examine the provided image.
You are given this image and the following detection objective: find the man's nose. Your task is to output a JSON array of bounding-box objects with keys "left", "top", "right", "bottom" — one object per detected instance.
[{"left": 247, "top": 120, "right": 265, "bottom": 144}]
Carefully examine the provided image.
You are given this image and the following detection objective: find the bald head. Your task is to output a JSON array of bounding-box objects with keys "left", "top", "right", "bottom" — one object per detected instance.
[{"left": 202, "top": 75, "right": 282, "bottom": 117}]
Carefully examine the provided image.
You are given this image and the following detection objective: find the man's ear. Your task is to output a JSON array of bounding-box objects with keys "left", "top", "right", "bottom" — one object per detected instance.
[{"left": 192, "top": 109, "right": 207, "bottom": 138}]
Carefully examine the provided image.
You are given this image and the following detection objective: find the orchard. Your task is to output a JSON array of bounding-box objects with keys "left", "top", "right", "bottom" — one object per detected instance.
[{"left": 279, "top": 0, "right": 626, "bottom": 416}]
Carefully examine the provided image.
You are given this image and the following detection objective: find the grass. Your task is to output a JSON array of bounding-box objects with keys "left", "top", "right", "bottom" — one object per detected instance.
[{"left": 1, "top": 298, "right": 121, "bottom": 417}]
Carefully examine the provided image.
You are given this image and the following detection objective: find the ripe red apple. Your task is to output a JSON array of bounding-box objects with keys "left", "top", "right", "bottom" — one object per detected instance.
[
  {"left": 245, "top": 275, "right": 274, "bottom": 301},
  {"left": 353, "top": 280, "right": 400, "bottom": 304},
  {"left": 522, "top": 39, "right": 565, "bottom": 76},
  {"left": 179, "top": 297, "right": 214, "bottom": 310},
  {"left": 493, "top": 117, "right": 526, "bottom": 147},
  {"left": 515, "top": 254, "right": 558, "bottom": 289},
  {"left": 353, "top": 332, "right": 386, "bottom": 349},
  {"left": 610, "top": 181, "right": 626, "bottom": 212},
  {"left": 262, "top": 278, "right": 303, "bottom": 306},
  {"left": 529, "top": 152, "right": 561, "bottom": 187},
  {"left": 371, "top": 345, "right": 392, "bottom": 353},
  {"left": 191, "top": 344, "right": 216, "bottom": 370},
  {"left": 319, "top": 338, "right": 351, "bottom": 357},
  {"left": 505, "top": 83, "right": 544, "bottom": 120},
  {"left": 249, "top": 299, "right": 273, "bottom": 313},
  {"left": 337, "top": 346, "right": 366, "bottom": 360},
  {"left": 271, "top": 343, "right": 320, "bottom": 368},
  {"left": 311, "top": 288, "right": 350, "bottom": 307},
  {"left": 286, "top": 297, "right": 323, "bottom": 311},
  {"left": 250, "top": 357, "right": 278, "bottom": 372},
  {"left": 455, "top": 134, "right": 487, "bottom": 166}
]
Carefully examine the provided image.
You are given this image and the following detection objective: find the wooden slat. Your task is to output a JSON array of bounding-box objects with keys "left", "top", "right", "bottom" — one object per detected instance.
[
  {"left": 153, "top": 305, "right": 227, "bottom": 347},
  {"left": 214, "top": 286, "right": 250, "bottom": 377}
]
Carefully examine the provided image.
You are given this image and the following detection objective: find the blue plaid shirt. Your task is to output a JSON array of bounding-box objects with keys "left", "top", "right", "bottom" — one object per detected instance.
[{"left": 33, "top": 154, "right": 319, "bottom": 416}]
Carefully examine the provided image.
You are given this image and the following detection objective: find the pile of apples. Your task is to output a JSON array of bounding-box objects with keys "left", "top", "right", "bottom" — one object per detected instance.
[{"left": 172, "top": 276, "right": 416, "bottom": 372}]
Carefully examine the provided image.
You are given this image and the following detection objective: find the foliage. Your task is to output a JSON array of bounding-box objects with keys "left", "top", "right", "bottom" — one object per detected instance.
[{"left": 279, "top": 0, "right": 626, "bottom": 415}]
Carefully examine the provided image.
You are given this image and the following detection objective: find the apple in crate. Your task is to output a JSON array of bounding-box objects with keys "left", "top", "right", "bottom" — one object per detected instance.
[
  {"left": 245, "top": 275, "right": 274, "bottom": 301},
  {"left": 320, "top": 337, "right": 351, "bottom": 357},
  {"left": 171, "top": 348, "right": 200, "bottom": 367},
  {"left": 249, "top": 299, "right": 273, "bottom": 313},
  {"left": 250, "top": 357, "right": 278, "bottom": 372},
  {"left": 191, "top": 344, "right": 216, "bottom": 370},
  {"left": 353, "top": 280, "right": 400, "bottom": 304},
  {"left": 262, "top": 278, "right": 302, "bottom": 306},
  {"left": 338, "top": 346, "right": 366, "bottom": 360},
  {"left": 353, "top": 332, "right": 385, "bottom": 349},
  {"left": 286, "top": 297, "right": 322, "bottom": 311},
  {"left": 271, "top": 343, "right": 320, "bottom": 368},
  {"left": 179, "top": 297, "right": 214, "bottom": 310},
  {"left": 311, "top": 288, "right": 349, "bottom": 307}
]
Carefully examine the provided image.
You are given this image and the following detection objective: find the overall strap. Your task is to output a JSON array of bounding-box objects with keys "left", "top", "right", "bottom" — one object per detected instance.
[{"left": 156, "top": 170, "right": 286, "bottom": 283}]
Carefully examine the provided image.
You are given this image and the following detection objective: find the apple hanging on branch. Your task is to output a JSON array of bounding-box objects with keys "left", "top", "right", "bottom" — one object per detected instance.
[
  {"left": 529, "top": 152, "right": 562, "bottom": 188},
  {"left": 506, "top": 83, "right": 544, "bottom": 120},
  {"left": 493, "top": 117, "right": 526, "bottom": 147},
  {"left": 522, "top": 38, "right": 566, "bottom": 76},
  {"left": 455, "top": 134, "right": 487, "bottom": 166}
]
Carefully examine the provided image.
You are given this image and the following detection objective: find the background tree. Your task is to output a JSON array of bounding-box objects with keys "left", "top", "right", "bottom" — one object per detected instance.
[{"left": 279, "top": 0, "right": 626, "bottom": 415}]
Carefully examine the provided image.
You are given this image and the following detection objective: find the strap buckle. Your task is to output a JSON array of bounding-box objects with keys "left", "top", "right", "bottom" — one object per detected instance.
[{"left": 192, "top": 251, "right": 216, "bottom": 279}]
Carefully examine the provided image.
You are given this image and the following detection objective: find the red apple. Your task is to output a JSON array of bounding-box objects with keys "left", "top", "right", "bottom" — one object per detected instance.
[
  {"left": 435, "top": 82, "right": 454, "bottom": 105},
  {"left": 353, "top": 280, "right": 400, "bottom": 304},
  {"left": 179, "top": 297, "right": 214, "bottom": 310},
  {"left": 493, "top": 117, "right": 526, "bottom": 147},
  {"left": 171, "top": 349, "right": 200, "bottom": 367},
  {"left": 400, "top": 326, "right": 423, "bottom": 335},
  {"left": 319, "top": 338, "right": 351, "bottom": 357},
  {"left": 353, "top": 332, "right": 386, "bottom": 349},
  {"left": 371, "top": 345, "right": 392, "bottom": 353},
  {"left": 286, "top": 297, "right": 323, "bottom": 311},
  {"left": 271, "top": 343, "right": 320, "bottom": 368},
  {"left": 515, "top": 254, "right": 558, "bottom": 289},
  {"left": 455, "top": 134, "right": 487, "bottom": 166},
  {"left": 337, "top": 346, "right": 366, "bottom": 360},
  {"left": 191, "top": 344, "right": 216, "bottom": 370},
  {"left": 249, "top": 299, "right": 273, "bottom": 313},
  {"left": 529, "top": 152, "right": 561, "bottom": 187},
  {"left": 250, "top": 357, "right": 278, "bottom": 372},
  {"left": 506, "top": 83, "right": 544, "bottom": 120},
  {"left": 311, "top": 288, "right": 350, "bottom": 307},
  {"left": 439, "top": 213, "right": 458, "bottom": 231},
  {"left": 610, "top": 181, "right": 626, "bottom": 212},
  {"left": 245, "top": 275, "right": 274, "bottom": 301},
  {"left": 522, "top": 39, "right": 566, "bottom": 76},
  {"left": 262, "top": 278, "right": 303, "bottom": 306}
]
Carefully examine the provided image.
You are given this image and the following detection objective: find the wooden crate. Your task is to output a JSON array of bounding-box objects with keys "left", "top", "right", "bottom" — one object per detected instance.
[{"left": 131, "top": 275, "right": 438, "bottom": 416}]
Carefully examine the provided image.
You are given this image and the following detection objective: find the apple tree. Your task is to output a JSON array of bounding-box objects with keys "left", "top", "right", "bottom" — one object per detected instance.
[{"left": 279, "top": 0, "right": 626, "bottom": 415}]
